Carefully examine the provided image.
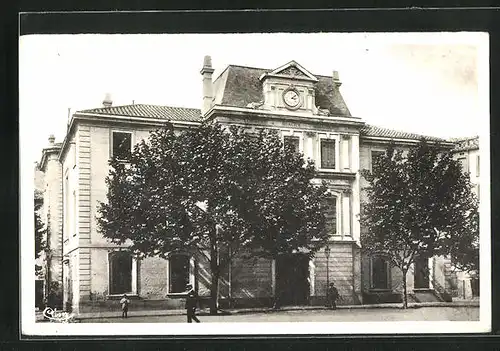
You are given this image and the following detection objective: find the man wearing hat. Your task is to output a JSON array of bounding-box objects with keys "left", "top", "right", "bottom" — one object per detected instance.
[{"left": 184, "top": 283, "right": 200, "bottom": 323}]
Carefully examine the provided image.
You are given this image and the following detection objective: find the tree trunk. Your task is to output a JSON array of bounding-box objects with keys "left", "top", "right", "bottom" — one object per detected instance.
[
  {"left": 272, "top": 254, "right": 280, "bottom": 310},
  {"left": 402, "top": 269, "right": 408, "bottom": 309},
  {"left": 209, "top": 263, "right": 220, "bottom": 315},
  {"left": 209, "top": 226, "right": 219, "bottom": 315}
]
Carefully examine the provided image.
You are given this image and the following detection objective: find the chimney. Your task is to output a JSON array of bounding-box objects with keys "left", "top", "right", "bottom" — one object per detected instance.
[
  {"left": 102, "top": 93, "right": 113, "bottom": 107},
  {"left": 48, "top": 134, "right": 55, "bottom": 145},
  {"left": 200, "top": 55, "right": 215, "bottom": 116},
  {"left": 332, "top": 71, "right": 342, "bottom": 87}
]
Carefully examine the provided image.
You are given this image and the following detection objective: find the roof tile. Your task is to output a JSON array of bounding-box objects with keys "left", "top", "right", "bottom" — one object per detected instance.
[
  {"left": 79, "top": 105, "right": 448, "bottom": 143},
  {"left": 360, "top": 124, "right": 447, "bottom": 142},
  {"left": 78, "top": 104, "right": 202, "bottom": 122},
  {"left": 215, "top": 65, "right": 352, "bottom": 117}
]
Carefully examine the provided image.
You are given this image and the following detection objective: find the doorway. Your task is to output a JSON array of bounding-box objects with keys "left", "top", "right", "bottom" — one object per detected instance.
[
  {"left": 371, "top": 256, "right": 390, "bottom": 290},
  {"left": 275, "top": 254, "right": 310, "bottom": 306},
  {"left": 414, "top": 256, "right": 430, "bottom": 289},
  {"left": 35, "top": 280, "right": 44, "bottom": 309}
]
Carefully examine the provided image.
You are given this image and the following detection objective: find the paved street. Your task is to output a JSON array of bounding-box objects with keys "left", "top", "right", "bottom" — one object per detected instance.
[{"left": 79, "top": 306, "right": 478, "bottom": 323}]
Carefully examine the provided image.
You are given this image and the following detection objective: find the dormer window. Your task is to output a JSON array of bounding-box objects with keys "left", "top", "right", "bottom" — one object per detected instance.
[
  {"left": 112, "top": 131, "right": 132, "bottom": 161},
  {"left": 259, "top": 60, "right": 318, "bottom": 112}
]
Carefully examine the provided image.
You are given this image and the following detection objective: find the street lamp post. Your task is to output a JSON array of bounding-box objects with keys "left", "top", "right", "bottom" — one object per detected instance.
[{"left": 325, "top": 244, "right": 331, "bottom": 307}]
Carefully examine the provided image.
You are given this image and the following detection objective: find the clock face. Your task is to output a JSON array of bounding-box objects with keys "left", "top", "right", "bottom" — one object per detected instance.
[{"left": 283, "top": 89, "right": 301, "bottom": 108}]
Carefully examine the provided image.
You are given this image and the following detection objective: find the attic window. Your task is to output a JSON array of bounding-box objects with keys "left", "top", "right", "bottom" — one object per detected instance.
[{"left": 112, "top": 131, "right": 132, "bottom": 161}]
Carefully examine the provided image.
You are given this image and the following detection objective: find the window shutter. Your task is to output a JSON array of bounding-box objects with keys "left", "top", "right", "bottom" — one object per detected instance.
[
  {"left": 284, "top": 136, "right": 300, "bottom": 153},
  {"left": 324, "top": 196, "right": 337, "bottom": 235},
  {"left": 321, "top": 140, "right": 336, "bottom": 169}
]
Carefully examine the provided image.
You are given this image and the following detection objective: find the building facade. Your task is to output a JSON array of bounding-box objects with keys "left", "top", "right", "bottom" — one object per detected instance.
[
  {"left": 450, "top": 136, "right": 480, "bottom": 299},
  {"left": 36, "top": 136, "right": 64, "bottom": 308},
  {"left": 36, "top": 57, "right": 473, "bottom": 313}
]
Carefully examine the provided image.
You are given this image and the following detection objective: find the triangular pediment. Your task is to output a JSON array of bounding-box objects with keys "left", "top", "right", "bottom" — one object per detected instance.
[{"left": 259, "top": 60, "right": 318, "bottom": 82}]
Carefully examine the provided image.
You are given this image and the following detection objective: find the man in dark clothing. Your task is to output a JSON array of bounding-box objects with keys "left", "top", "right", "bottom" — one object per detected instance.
[
  {"left": 328, "top": 282, "right": 339, "bottom": 310},
  {"left": 184, "top": 284, "right": 200, "bottom": 323}
]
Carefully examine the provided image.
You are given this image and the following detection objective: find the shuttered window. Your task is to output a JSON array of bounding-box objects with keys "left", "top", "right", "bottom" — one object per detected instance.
[
  {"left": 284, "top": 136, "right": 300, "bottom": 153},
  {"left": 324, "top": 196, "right": 337, "bottom": 235},
  {"left": 458, "top": 157, "right": 468, "bottom": 173},
  {"left": 321, "top": 140, "right": 336, "bottom": 169}
]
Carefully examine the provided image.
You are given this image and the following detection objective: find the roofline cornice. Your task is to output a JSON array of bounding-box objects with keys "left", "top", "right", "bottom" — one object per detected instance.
[
  {"left": 259, "top": 73, "right": 318, "bottom": 83},
  {"left": 452, "top": 146, "right": 480, "bottom": 152},
  {"left": 39, "top": 145, "right": 62, "bottom": 170},
  {"left": 204, "top": 105, "right": 365, "bottom": 127},
  {"left": 75, "top": 112, "right": 201, "bottom": 126}
]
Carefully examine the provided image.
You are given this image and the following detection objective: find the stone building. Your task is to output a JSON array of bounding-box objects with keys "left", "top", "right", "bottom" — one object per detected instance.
[
  {"left": 37, "top": 56, "right": 470, "bottom": 314},
  {"left": 450, "top": 136, "right": 480, "bottom": 299},
  {"left": 36, "top": 136, "right": 64, "bottom": 308}
]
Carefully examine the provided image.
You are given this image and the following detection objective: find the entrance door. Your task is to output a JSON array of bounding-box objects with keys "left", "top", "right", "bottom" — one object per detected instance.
[
  {"left": 414, "top": 257, "right": 430, "bottom": 288},
  {"left": 275, "top": 254, "right": 310, "bottom": 306}
]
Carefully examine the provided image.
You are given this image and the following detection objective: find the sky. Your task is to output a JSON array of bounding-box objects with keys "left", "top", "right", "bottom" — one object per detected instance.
[{"left": 19, "top": 32, "right": 488, "bottom": 164}]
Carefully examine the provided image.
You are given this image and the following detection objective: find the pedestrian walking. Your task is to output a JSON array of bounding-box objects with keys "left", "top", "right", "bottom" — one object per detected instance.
[
  {"left": 184, "top": 283, "right": 200, "bottom": 323},
  {"left": 327, "top": 282, "right": 339, "bottom": 310},
  {"left": 120, "top": 294, "right": 130, "bottom": 318}
]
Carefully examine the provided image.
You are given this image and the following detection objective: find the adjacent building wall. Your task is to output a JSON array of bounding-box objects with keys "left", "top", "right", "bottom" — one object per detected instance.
[{"left": 40, "top": 144, "right": 64, "bottom": 304}]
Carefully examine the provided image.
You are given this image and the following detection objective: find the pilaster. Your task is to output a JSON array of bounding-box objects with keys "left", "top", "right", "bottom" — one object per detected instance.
[
  {"left": 342, "top": 189, "right": 351, "bottom": 238},
  {"left": 350, "top": 134, "right": 361, "bottom": 244}
]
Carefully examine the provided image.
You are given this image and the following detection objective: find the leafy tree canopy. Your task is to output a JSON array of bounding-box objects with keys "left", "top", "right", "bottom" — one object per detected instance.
[
  {"left": 34, "top": 192, "right": 46, "bottom": 276},
  {"left": 98, "top": 122, "right": 329, "bottom": 260},
  {"left": 97, "top": 122, "right": 330, "bottom": 311},
  {"left": 361, "top": 140, "right": 479, "bottom": 306}
]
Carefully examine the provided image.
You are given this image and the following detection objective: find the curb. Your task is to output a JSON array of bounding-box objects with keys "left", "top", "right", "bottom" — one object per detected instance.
[{"left": 72, "top": 301, "right": 479, "bottom": 321}]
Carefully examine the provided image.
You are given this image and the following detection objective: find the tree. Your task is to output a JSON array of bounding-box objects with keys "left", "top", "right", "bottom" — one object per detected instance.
[
  {"left": 34, "top": 191, "right": 46, "bottom": 277},
  {"left": 361, "top": 139, "right": 478, "bottom": 308},
  {"left": 445, "top": 188, "right": 479, "bottom": 274},
  {"left": 97, "top": 122, "right": 329, "bottom": 314}
]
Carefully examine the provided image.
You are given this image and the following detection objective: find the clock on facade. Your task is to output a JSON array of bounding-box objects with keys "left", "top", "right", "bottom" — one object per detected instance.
[{"left": 282, "top": 88, "right": 301, "bottom": 109}]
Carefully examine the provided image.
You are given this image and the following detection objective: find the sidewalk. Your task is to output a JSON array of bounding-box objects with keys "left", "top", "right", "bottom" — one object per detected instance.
[{"left": 39, "top": 299, "right": 478, "bottom": 322}]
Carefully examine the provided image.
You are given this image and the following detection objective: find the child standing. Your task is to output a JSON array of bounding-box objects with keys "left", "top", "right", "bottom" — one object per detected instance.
[
  {"left": 120, "top": 294, "right": 130, "bottom": 318},
  {"left": 327, "top": 282, "right": 339, "bottom": 310}
]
